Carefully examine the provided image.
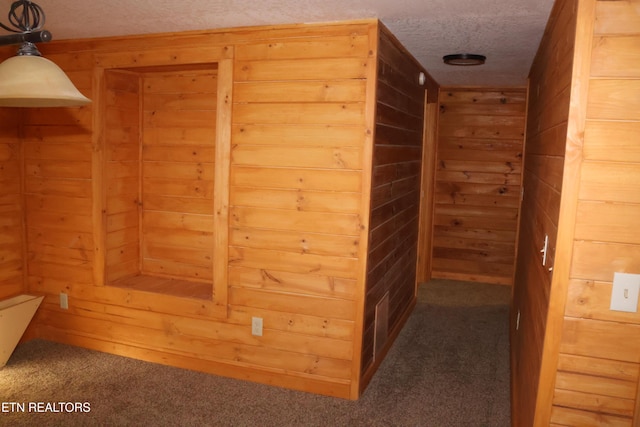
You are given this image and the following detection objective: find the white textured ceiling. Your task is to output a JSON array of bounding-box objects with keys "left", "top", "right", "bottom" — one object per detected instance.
[{"left": 1, "top": 0, "right": 555, "bottom": 87}]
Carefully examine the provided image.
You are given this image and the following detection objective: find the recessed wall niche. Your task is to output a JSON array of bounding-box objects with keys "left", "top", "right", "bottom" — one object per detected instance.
[{"left": 100, "top": 62, "right": 224, "bottom": 302}]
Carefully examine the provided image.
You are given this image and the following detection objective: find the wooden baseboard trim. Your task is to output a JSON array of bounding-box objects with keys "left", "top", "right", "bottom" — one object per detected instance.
[{"left": 35, "top": 327, "right": 353, "bottom": 399}]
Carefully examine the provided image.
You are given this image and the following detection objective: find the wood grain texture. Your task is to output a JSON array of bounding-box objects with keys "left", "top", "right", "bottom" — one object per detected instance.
[
  {"left": 140, "top": 67, "right": 218, "bottom": 284},
  {"left": 416, "top": 101, "right": 438, "bottom": 283},
  {"left": 594, "top": 1, "right": 640, "bottom": 35},
  {"left": 537, "top": 0, "right": 598, "bottom": 423},
  {"left": 433, "top": 87, "right": 525, "bottom": 286},
  {"left": 511, "top": 0, "right": 579, "bottom": 425},
  {"left": 514, "top": 0, "right": 640, "bottom": 424},
  {"left": 94, "top": 50, "right": 233, "bottom": 313},
  {"left": 551, "top": 1, "right": 640, "bottom": 424},
  {"left": 0, "top": 109, "right": 23, "bottom": 300},
  {"left": 21, "top": 20, "right": 385, "bottom": 399},
  {"left": 359, "top": 26, "right": 428, "bottom": 386},
  {"left": 103, "top": 70, "right": 141, "bottom": 284}
]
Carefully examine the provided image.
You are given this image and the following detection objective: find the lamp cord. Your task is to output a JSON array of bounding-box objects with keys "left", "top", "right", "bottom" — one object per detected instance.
[{"left": 0, "top": 0, "right": 45, "bottom": 34}]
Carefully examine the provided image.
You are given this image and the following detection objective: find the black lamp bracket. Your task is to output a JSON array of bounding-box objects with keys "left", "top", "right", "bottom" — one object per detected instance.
[{"left": 0, "top": 1, "right": 51, "bottom": 54}]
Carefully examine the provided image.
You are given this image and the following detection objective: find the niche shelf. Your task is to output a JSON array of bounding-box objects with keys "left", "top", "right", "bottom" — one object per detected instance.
[{"left": 97, "top": 55, "right": 230, "bottom": 308}]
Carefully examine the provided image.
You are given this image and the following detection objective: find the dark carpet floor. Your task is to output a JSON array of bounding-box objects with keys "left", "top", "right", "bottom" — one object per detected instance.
[{"left": 0, "top": 280, "right": 511, "bottom": 426}]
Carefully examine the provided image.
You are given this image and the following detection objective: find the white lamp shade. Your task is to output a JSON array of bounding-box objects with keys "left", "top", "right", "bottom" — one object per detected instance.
[{"left": 0, "top": 55, "right": 91, "bottom": 107}]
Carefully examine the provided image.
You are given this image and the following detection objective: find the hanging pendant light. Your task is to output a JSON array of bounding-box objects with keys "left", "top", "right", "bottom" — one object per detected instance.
[{"left": 0, "top": 0, "right": 90, "bottom": 107}]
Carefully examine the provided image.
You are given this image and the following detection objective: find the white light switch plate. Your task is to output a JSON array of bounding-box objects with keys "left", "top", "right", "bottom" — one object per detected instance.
[{"left": 610, "top": 273, "right": 640, "bottom": 313}]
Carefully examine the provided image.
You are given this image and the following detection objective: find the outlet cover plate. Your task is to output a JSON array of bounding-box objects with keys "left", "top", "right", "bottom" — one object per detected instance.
[
  {"left": 59, "top": 292, "right": 69, "bottom": 310},
  {"left": 610, "top": 272, "right": 640, "bottom": 313},
  {"left": 251, "top": 317, "right": 263, "bottom": 336}
]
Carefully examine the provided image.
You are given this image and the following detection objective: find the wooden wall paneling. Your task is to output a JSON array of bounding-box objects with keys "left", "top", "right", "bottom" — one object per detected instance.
[
  {"left": 561, "top": 318, "right": 640, "bottom": 364},
  {"left": 510, "top": 0, "right": 580, "bottom": 424},
  {"left": 22, "top": 20, "right": 439, "bottom": 400},
  {"left": 583, "top": 121, "right": 640, "bottom": 163},
  {"left": 587, "top": 80, "right": 640, "bottom": 120},
  {"left": 229, "top": 266, "right": 356, "bottom": 300},
  {"left": 549, "top": 0, "right": 640, "bottom": 424},
  {"left": 23, "top": 96, "right": 95, "bottom": 308},
  {"left": 593, "top": 1, "right": 640, "bottom": 35},
  {"left": 103, "top": 69, "right": 141, "bottom": 284},
  {"left": 36, "top": 296, "right": 355, "bottom": 362},
  {"left": 140, "top": 67, "right": 218, "bottom": 284},
  {"left": 212, "top": 58, "right": 233, "bottom": 312},
  {"left": 549, "top": 406, "right": 634, "bottom": 427},
  {"left": 92, "top": 46, "right": 233, "bottom": 318},
  {"left": 233, "top": 163, "right": 364, "bottom": 189},
  {"left": 45, "top": 19, "right": 374, "bottom": 53},
  {"left": 349, "top": 23, "right": 379, "bottom": 399},
  {"left": 94, "top": 46, "right": 232, "bottom": 70},
  {"left": 511, "top": 178, "right": 558, "bottom": 415},
  {"left": 535, "top": 0, "right": 595, "bottom": 421},
  {"left": 0, "top": 109, "right": 23, "bottom": 300},
  {"left": 433, "top": 87, "right": 526, "bottom": 286},
  {"left": 234, "top": 33, "right": 370, "bottom": 60},
  {"left": 591, "top": 36, "right": 640, "bottom": 78},
  {"left": 416, "top": 99, "right": 438, "bottom": 283},
  {"left": 34, "top": 298, "right": 354, "bottom": 393},
  {"left": 38, "top": 323, "right": 352, "bottom": 398},
  {"left": 31, "top": 274, "right": 220, "bottom": 320},
  {"left": 229, "top": 22, "right": 375, "bottom": 398},
  {"left": 514, "top": 0, "right": 640, "bottom": 424},
  {"left": 359, "top": 24, "right": 431, "bottom": 392},
  {"left": 230, "top": 22, "right": 373, "bottom": 395},
  {"left": 510, "top": 103, "right": 563, "bottom": 425}
]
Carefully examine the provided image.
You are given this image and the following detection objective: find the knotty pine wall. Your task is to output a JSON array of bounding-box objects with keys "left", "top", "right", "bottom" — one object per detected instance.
[
  {"left": 141, "top": 68, "right": 218, "bottom": 284},
  {"left": 102, "top": 66, "right": 220, "bottom": 293},
  {"left": 551, "top": 0, "right": 640, "bottom": 424},
  {"left": 511, "top": 0, "right": 577, "bottom": 424},
  {"left": 515, "top": 0, "right": 640, "bottom": 425},
  {"left": 0, "top": 109, "right": 22, "bottom": 300},
  {"left": 8, "top": 20, "right": 436, "bottom": 399},
  {"left": 104, "top": 70, "right": 141, "bottom": 284},
  {"left": 360, "top": 27, "right": 435, "bottom": 389},
  {"left": 433, "top": 88, "right": 526, "bottom": 286}
]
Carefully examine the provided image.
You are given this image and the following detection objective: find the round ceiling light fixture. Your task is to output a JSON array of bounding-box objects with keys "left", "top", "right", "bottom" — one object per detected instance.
[{"left": 443, "top": 53, "right": 486, "bottom": 66}]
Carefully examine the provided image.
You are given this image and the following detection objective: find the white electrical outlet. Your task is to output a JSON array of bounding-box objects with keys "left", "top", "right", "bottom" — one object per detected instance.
[
  {"left": 610, "top": 273, "right": 640, "bottom": 313},
  {"left": 251, "top": 317, "right": 263, "bottom": 336},
  {"left": 59, "top": 292, "right": 69, "bottom": 310}
]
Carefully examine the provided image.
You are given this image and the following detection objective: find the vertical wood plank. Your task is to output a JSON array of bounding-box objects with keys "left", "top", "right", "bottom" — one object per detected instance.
[
  {"left": 536, "top": 0, "right": 596, "bottom": 424},
  {"left": 417, "top": 99, "right": 438, "bottom": 282},
  {"left": 350, "top": 22, "right": 378, "bottom": 399},
  {"left": 92, "top": 65, "right": 107, "bottom": 286},
  {"left": 214, "top": 57, "right": 233, "bottom": 311}
]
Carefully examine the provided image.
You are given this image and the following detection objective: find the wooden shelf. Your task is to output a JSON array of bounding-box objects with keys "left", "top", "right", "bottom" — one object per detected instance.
[{"left": 109, "top": 275, "right": 213, "bottom": 300}]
